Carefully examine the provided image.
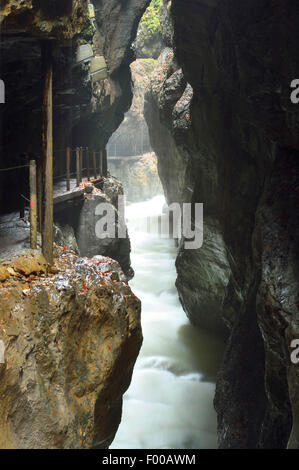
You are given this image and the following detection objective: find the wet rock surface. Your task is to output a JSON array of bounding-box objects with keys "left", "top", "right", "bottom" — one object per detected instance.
[
  {"left": 254, "top": 152, "right": 299, "bottom": 448},
  {"left": 108, "top": 58, "right": 163, "bottom": 202},
  {"left": 0, "top": 0, "right": 149, "bottom": 451},
  {"left": 0, "top": 0, "right": 89, "bottom": 39},
  {"left": 0, "top": 250, "right": 142, "bottom": 449},
  {"left": 54, "top": 177, "right": 133, "bottom": 279},
  {"left": 145, "top": 0, "right": 299, "bottom": 448},
  {"left": 11, "top": 253, "right": 48, "bottom": 277},
  {"left": 109, "top": 153, "right": 163, "bottom": 202},
  {"left": 0, "top": 267, "right": 10, "bottom": 282},
  {"left": 76, "top": 178, "right": 133, "bottom": 279},
  {"left": 145, "top": 46, "right": 194, "bottom": 207},
  {"left": 0, "top": 0, "right": 151, "bottom": 213},
  {"left": 54, "top": 224, "right": 79, "bottom": 256},
  {"left": 108, "top": 59, "right": 157, "bottom": 158},
  {"left": 0, "top": 214, "right": 31, "bottom": 260}
]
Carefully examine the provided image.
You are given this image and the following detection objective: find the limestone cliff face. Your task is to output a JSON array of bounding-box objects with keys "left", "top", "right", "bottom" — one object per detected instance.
[
  {"left": 0, "top": 251, "right": 142, "bottom": 449},
  {"left": 0, "top": 0, "right": 89, "bottom": 38},
  {"left": 134, "top": 16, "right": 163, "bottom": 60},
  {"left": 109, "top": 153, "right": 163, "bottom": 202},
  {"left": 0, "top": 0, "right": 150, "bottom": 212},
  {"left": 145, "top": 0, "right": 299, "bottom": 448},
  {"left": 0, "top": 1, "right": 148, "bottom": 449},
  {"left": 108, "top": 59, "right": 157, "bottom": 158},
  {"left": 73, "top": 0, "right": 152, "bottom": 151}
]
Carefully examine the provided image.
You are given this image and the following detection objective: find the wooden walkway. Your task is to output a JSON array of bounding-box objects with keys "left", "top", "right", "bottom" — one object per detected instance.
[
  {"left": 53, "top": 177, "right": 103, "bottom": 210},
  {"left": 0, "top": 177, "right": 103, "bottom": 259},
  {"left": 108, "top": 155, "right": 141, "bottom": 162}
]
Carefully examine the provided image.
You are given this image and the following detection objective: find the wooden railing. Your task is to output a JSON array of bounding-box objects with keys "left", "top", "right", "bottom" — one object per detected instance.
[
  {"left": 0, "top": 146, "right": 108, "bottom": 255},
  {"left": 59, "top": 146, "right": 107, "bottom": 191}
]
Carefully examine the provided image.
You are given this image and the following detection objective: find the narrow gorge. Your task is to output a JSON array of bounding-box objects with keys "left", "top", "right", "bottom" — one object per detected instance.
[
  {"left": 145, "top": 0, "right": 299, "bottom": 449},
  {"left": 0, "top": 0, "right": 298, "bottom": 452}
]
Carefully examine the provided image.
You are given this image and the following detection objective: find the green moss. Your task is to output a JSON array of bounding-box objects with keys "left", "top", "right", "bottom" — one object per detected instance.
[
  {"left": 138, "top": 58, "right": 158, "bottom": 64},
  {"left": 140, "top": 0, "right": 162, "bottom": 41}
]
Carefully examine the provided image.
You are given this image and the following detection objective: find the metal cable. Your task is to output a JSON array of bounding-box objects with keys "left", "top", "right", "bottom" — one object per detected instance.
[
  {"left": 0, "top": 164, "right": 29, "bottom": 172},
  {"left": 20, "top": 193, "right": 30, "bottom": 203}
]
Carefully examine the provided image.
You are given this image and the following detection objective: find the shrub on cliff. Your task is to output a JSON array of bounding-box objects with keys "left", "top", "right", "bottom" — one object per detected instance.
[
  {"left": 140, "top": 0, "right": 162, "bottom": 39},
  {"left": 135, "top": 0, "right": 163, "bottom": 59}
]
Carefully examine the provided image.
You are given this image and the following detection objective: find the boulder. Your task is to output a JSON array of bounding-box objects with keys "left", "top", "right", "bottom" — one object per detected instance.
[
  {"left": 0, "top": 267, "right": 10, "bottom": 282},
  {"left": 12, "top": 254, "right": 47, "bottom": 277},
  {"left": 0, "top": 254, "right": 142, "bottom": 449}
]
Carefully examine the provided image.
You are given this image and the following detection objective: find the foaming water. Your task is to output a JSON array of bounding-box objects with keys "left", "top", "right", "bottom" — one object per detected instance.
[{"left": 110, "top": 195, "right": 224, "bottom": 449}]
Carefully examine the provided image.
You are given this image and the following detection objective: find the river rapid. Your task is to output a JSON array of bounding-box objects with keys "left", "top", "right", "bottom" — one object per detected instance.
[{"left": 111, "top": 195, "right": 224, "bottom": 449}]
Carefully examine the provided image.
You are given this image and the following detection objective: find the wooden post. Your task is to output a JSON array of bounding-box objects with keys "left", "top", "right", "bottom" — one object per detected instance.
[
  {"left": 66, "top": 146, "right": 71, "bottom": 191},
  {"left": 102, "top": 147, "right": 108, "bottom": 177},
  {"left": 29, "top": 160, "right": 37, "bottom": 249},
  {"left": 76, "top": 147, "right": 80, "bottom": 187},
  {"left": 37, "top": 158, "right": 43, "bottom": 232},
  {"left": 86, "top": 148, "right": 90, "bottom": 181},
  {"left": 19, "top": 154, "right": 26, "bottom": 219},
  {"left": 98, "top": 151, "right": 102, "bottom": 177},
  {"left": 80, "top": 147, "right": 83, "bottom": 181},
  {"left": 93, "top": 151, "right": 97, "bottom": 180},
  {"left": 41, "top": 41, "right": 53, "bottom": 265}
]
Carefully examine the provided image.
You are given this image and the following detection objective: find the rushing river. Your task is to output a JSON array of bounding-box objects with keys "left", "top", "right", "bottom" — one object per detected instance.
[{"left": 111, "top": 195, "right": 224, "bottom": 449}]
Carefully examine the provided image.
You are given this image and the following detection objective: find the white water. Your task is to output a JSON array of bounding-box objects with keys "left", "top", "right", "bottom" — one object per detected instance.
[{"left": 111, "top": 195, "right": 224, "bottom": 450}]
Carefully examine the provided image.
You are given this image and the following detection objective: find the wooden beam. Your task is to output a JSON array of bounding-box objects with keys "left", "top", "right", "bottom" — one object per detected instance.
[
  {"left": 99, "top": 151, "right": 103, "bottom": 177},
  {"left": 41, "top": 41, "right": 53, "bottom": 265},
  {"left": 102, "top": 147, "right": 108, "bottom": 177},
  {"left": 86, "top": 147, "right": 90, "bottom": 181},
  {"left": 79, "top": 147, "right": 83, "bottom": 181},
  {"left": 36, "top": 158, "right": 43, "bottom": 233},
  {"left": 76, "top": 147, "right": 80, "bottom": 186},
  {"left": 29, "top": 160, "right": 37, "bottom": 250},
  {"left": 19, "top": 154, "right": 26, "bottom": 219},
  {"left": 93, "top": 151, "right": 97, "bottom": 180},
  {"left": 66, "top": 146, "right": 71, "bottom": 191}
]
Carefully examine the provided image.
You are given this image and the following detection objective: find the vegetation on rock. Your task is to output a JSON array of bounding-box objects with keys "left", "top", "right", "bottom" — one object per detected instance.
[
  {"left": 140, "top": 0, "right": 162, "bottom": 41},
  {"left": 135, "top": 0, "right": 162, "bottom": 59}
]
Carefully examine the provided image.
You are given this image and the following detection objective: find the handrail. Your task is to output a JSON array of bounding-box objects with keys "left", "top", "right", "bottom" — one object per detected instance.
[{"left": 0, "top": 164, "right": 29, "bottom": 172}]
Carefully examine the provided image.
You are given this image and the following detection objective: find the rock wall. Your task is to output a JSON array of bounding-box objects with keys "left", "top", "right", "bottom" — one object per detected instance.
[
  {"left": 0, "top": 0, "right": 150, "bottom": 213},
  {"left": 109, "top": 153, "right": 163, "bottom": 202},
  {"left": 145, "top": 0, "right": 299, "bottom": 448},
  {"left": 72, "top": 0, "right": 152, "bottom": 150},
  {"left": 0, "top": 250, "right": 142, "bottom": 449},
  {"left": 107, "top": 58, "right": 163, "bottom": 202},
  {"left": 134, "top": 24, "right": 163, "bottom": 60},
  {"left": 0, "top": 0, "right": 150, "bottom": 449},
  {"left": 54, "top": 177, "right": 134, "bottom": 279},
  {"left": 108, "top": 59, "right": 157, "bottom": 158}
]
